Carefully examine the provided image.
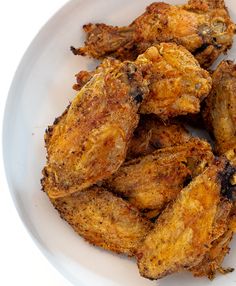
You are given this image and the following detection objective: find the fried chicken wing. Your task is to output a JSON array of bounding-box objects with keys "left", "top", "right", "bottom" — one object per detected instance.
[
  {"left": 105, "top": 138, "right": 214, "bottom": 218},
  {"left": 136, "top": 43, "right": 212, "bottom": 119},
  {"left": 203, "top": 61, "right": 236, "bottom": 159},
  {"left": 72, "top": 0, "right": 236, "bottom": 68},
  {"left": 51, "top": 187, "right": 152, "bottom": 256},
  {"left": 136, "top": 159, "right": 236, "bottom": 280},
  {"left": 126, "top": 115, "right": 190, "bottom": 160},
  {"left": 42, "top": 58, "right": 149, "bottom": 199}
]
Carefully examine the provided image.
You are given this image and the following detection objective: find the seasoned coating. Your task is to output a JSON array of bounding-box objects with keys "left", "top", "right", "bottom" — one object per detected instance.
[
  {"left": 136, "top": 159, "right": 236, "bottom": 280},
  {"left": 190, "top": 227, "right": 234, "bottom": 279},
  {"left": 105, "top": 138, "right": 214, "bottom": 218},
  {"left": 190, "top": 190, "right": 236, "bottom": 279},
  {"left": 136, "top": 44, "right": 212, "bottom": 119},
  {"left": 203, "top": 61, "right": 236, "bottom": 157},
  {"left": 190, "top": 201, "right": 236, "bottom": 279},
  {"left": 72, "top": 0, "right": 236, "bottom": 68},
  {"left": 127, "top": 115, "right": 190, "bottom": 160},
  {"left": 42, "top": 58, "right": 149, "bottom": 199},
  {"left": 52, "top": 187, "right": 152, "bottom": 256},
  {"left": 72, "top": 59, "right": 120, "bottom": 91}
]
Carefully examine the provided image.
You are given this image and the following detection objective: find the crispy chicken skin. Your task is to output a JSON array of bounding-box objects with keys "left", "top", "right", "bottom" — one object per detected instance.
[
  {"left": 191, "top": 196, "right": 236, "bottom": 279},
  {"left": 73, "top": 70, "right": 94, "bottom": 91},
  {"left": 42, "top": 58, "right": 149, "bottom": 199},
  {"left": 191, "top": 171, "right": 236, "bottom": 279},
  {"left": 203, "top": 61, "right": 236, "bottom": 158},
  {"left": 72, "top": 0, "right": 236, "bottom": 68},
  {"left": 136, "top": 44, "right": 212, "bottom": 119},
  {"left": 74, "top": 44, "right": 212, "bottom": 120},
  {"left": 51, "top": 187, "right": 152, "bottom": 256},
  {"left": 126, "top": 115, "right": 190, "bottom": 160},
  {"left": 190, "top": 226, "right": 234, "bottom": 279},
  {"left": 136, "top": 159, "right": 236, "bottom": 280},
  {"left": 105, "top": 138, "right": 214, "bottom": 218}
]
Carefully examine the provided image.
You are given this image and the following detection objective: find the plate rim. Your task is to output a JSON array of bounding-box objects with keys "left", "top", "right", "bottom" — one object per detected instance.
[{"left": 1, "top": 1, "right": 86, "bottom": 285}]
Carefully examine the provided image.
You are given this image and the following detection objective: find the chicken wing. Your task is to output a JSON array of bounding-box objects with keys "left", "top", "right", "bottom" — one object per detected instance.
[
  {"left": 105, "top": 138, "right": 214, "bottom": 218},
  {"left": 51, "top": 187, "right": 152, "bottom": 256},
  {"left": 136, "top": 43, "right": 212, "bottom": 119},
  {"left": 42, "top": 58, "right": 149, "bottom": 199},
  {"left": 126, "top": 115, "right": 190, "bottom": 160},
  {"left": 72, "top": 0, "right": 236, "bottom": 68},
  {"left": 136, "top": 159, "right": 236, "bottom": 280}
]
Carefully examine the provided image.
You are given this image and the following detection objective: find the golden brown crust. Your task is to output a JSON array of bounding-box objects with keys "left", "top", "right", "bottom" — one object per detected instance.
[
  {"left": 51, "top": 187, "right": 153, "bottom": 256},
  {"left": 187, "top": 0, "right": 226, "bottom": 10},
  {"left": 105, "top": 138, "right": 214, "bottom": 218},
  {"left": 203, "top": 61, "right": 236, "bottom": 156},
  {"left": 190, "top": 198, "right": 236, "bottom": 279},
  {"left": 73, "top": 70, "right": 94, "bottom": 91},
  {"left": 126, "top": 115, "right": 190, "bottom": 160},
  {"left": 42, "top": 58, "right": 149, "bottom": 199},
  {"left": 72, "top": 59, "right": 123, "bottom": 92},
  {"left": 136, "top": 159, "right": 235, "bottom": 280},
  {"left": 190, "top": 228, "right": 234, "bottom": 279},
  {"left": 72, "top": 0, "right": 236, "bottom": 68},
  {"left": 136, "top": 44, "right": 212, "bottom": 119}
]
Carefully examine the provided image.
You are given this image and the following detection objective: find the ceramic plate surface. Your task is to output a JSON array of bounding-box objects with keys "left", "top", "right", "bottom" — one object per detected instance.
[{"left": 3, "top": 0, "right": 236, "bottom": 285}]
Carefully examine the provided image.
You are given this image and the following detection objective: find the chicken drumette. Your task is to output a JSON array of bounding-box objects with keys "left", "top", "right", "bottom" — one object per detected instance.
[
  {"left": 72, "top": 0, "right": 236, "bottom": 68},
  {"left": 136, "top": 43, "right": 212, "bottom": 118}
]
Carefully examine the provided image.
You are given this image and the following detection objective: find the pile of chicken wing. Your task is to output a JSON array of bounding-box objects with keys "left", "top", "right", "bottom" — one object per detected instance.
[{"left": 42, "top": 0, "right": 236, "bottom": 281}]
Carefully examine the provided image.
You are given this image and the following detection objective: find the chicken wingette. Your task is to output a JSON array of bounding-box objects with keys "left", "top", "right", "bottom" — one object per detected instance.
[
  {"left": 72, "top": 0, "right": 236, "bottom": 68},
  {"left": 42, "top": 58, "right": 149, "bottom": 199},
  {"left": 105, "top": 138, "right": 214, "bottom": 218},
  {"left": 136, "top": 159, "right": 236, "bottom": 280},
  {"left": 203, "top": 61, "right": 236, "bottom": 162},
  {"left": 126, "top": 115, "right": 190, "bottom": 160},
  {"left": 52, "top": 187, "right": 152, "bottom": 256}
]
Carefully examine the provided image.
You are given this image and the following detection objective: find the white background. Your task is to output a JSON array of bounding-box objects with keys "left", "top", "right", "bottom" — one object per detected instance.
[{"left": 0, "top": 1, "right": 71, "bottom": 285}]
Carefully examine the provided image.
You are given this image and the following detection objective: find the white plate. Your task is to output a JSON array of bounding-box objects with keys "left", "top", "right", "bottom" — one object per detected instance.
[{"left": 3, "top": 0, "right": 236, "bottom": 285}]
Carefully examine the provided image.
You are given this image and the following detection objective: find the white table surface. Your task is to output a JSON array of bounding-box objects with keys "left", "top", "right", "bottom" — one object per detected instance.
[{"left": 0, "top": 1, "right": 72, "bottom": 285}]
